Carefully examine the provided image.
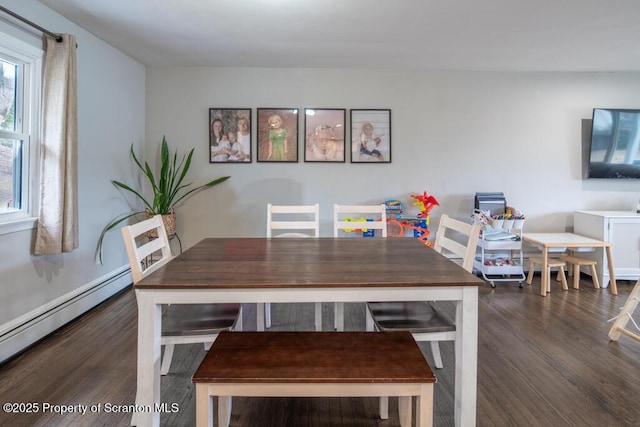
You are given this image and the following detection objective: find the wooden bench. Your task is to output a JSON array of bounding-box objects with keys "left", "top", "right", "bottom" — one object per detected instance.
[{"left": 192, "top": 331, "right": 436, "bottom": 427}]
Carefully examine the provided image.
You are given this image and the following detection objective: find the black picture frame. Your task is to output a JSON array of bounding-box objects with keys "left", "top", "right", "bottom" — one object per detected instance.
[
  {"left": 304, "top": 108, "right": 346, "bottom": 163},
  {"left": 350, "top": 109, "right": 391, "bottom": 163},
  {"left": 256, "top": 108, "right": 299, "bottom": 162},
  {"left": 209, "top": 108, "right": 252, "bottom": 163}
]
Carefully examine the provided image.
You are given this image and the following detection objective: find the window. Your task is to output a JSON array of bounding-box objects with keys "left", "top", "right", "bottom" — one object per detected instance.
[{"left": 0, "top": 32, "right": 42, "bottom": 232}]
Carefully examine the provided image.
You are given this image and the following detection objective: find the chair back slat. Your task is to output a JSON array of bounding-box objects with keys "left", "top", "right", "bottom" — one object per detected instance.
[
  {"left": 333, "top": 204, "right": 387, "bottom": 238},
  {"left": 267, "top": 204, "right": 320, "bottom": 238},
  {"left": 121, "top": 215, "right": 173, "bottom": 283},
  {"left": 433, "top": 214, "right": 480, "bottom": 273}
]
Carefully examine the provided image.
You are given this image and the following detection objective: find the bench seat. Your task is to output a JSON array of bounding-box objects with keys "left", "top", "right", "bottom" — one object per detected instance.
[{"left": 192, "top": 331, "right": 436, "bottom": 427}]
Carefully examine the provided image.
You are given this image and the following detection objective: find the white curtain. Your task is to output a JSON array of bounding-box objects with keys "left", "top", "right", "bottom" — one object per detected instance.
[{"left": 34, "top": 34, "right": 78, "bottom": 255}]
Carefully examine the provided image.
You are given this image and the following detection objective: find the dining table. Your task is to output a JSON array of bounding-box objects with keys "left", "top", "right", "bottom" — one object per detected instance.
[
  {"left": 133, "top": 237, "right": 484, "bottom": 427},
  {"left": 522, "top": 232, "right": 617, "bottom": 297}
]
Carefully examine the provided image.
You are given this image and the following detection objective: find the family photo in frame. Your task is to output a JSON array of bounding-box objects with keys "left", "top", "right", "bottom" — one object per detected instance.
[
  {"left": 257, "top": 108, "right": 299, "bottom": 162},
  {"left": 350, "top": 109, "right": 391, "bottom": 163},
  {"left": 304, "top": 108, "right": 346, "bottom": 162},
  {"left": 209, "top": 108, "right": 252, "bottom": 163}
]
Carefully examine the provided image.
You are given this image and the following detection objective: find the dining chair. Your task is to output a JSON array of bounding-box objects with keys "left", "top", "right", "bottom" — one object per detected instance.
[
  {"left": 366, "top": 214, "right": 481, "bottom": 368},
  {"left": 366, "top": 213, "right": 480, "bottom": 420},
  {"left": 333, "top": 203, "right": 387, "bottom": 331},
  {"left": 121, "top": 215, "right": 242, "bottom": 376},
  {"left": 264, "top": 203, "right": 321, "bottom": 331}
]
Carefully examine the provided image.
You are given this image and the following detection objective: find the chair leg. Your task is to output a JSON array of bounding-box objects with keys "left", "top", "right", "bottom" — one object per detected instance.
[
  {"left": 235, "top": 306, "right": 243, "bottom": 331},
  {"left": 265, "top": 302, "right": 272, "bottom": 329},
  {"left": 334, "top": 302, "right": 344, "bottom": 331},
  {"left": 398, "top": 396, "right": 412, "bottom": 427},
  {"left": 430, "top": 341, "right": 444, "bottom": 369},
  {"left": 256, "top": 303, "right": 265, "bottom": 331},
  {"left": 314, "top": 302, "right": 322, "bottom": 331},
  {"left": 160, "top": 344, "right": 175, "bottom": 376},
  {"left": 590, "top": 265, "right": 600, "bottom": 288},
  {"left": 365, "top": 306, "right": 375, "bottom": 332},
  {"left": 379, "top": 396, "right": 389, "bottom": 420},
  {"left": 573, "top": 265, "right": 580, "bottom": 289}
]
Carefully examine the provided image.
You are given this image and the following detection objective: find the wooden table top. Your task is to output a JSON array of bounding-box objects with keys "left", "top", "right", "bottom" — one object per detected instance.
[
  {"left": 192, "top": 331, "right": 437, "bottom": 384},
  {"left": 134, "top": 237, "right": 484, "bottom": 290},
  {"left": 522, "top": 232, "right": 611, "bottom": 248}
]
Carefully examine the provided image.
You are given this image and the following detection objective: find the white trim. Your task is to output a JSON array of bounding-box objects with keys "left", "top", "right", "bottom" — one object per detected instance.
[
  {"left": 0, "top": 266, "right": 132, "bottom": 363},
  {"left": 0, "top": 216, "right": 36, "bottom": 235}
]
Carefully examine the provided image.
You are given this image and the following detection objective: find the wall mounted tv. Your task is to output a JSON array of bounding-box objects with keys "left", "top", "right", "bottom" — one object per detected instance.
[{"left": 588, "top": 108, "right": 640, "bottom": 179}]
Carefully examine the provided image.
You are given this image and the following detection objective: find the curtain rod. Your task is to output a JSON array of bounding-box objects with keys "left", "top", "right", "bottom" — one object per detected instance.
[{"left": 0, "top": 5, "right": 63, "bottom": 42}]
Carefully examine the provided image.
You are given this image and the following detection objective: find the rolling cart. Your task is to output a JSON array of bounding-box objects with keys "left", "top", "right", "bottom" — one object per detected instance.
[{"left": 474, "top": 226, "right": 526, "bottom": 288}]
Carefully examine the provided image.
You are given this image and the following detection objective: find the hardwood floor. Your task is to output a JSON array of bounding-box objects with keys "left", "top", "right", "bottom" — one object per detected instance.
[{"left": 0, "top": 275, "right": 639, "bottom": 426}]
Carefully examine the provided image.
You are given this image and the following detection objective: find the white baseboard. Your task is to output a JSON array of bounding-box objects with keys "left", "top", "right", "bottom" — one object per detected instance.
[{"left": 0, "top": 266, "right": 132, "bottom": 364}]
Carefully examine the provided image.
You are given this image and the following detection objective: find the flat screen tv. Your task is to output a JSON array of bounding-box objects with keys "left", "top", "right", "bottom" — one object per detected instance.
[{"left": 588, "top": 108, "right": 640, "bottom": 179}]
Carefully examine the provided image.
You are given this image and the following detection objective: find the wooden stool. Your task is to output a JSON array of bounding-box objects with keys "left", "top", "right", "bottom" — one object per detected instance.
[
  {"left": 192, "top": 331, "right": 436, "bottom": 427},
  {"left": 559, "top": 255, "right": 600, "bottom": 290},
  {"left": 526, "top": 257, "right": 568, "bottom": 293}
]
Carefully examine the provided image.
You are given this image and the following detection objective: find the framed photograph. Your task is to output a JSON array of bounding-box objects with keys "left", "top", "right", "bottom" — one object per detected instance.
[
  {"left": 257, "top": 108, "right": 299, "bottom": 162},
  {"left": 350, "top": 109, "right": 391, "bottom": 163},
  {"left": 209, "top": 108, "right": 252, "bottom": 163},
  {"left": 304, "top": 108, "right": 346, "bottom": 162}
]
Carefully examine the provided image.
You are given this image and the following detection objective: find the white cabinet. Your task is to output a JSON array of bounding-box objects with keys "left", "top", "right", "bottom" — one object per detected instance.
[{"left": 574, "top": 211, "right": 640, "bottom": 287}]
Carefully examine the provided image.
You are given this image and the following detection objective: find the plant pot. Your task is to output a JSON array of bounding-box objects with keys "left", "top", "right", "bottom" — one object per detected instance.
[{"left": 146, "top": 209, "right": 176, "bottom": 239}]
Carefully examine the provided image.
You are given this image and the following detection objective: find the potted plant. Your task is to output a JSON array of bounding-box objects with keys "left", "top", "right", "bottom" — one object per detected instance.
[{"left": 96, "top": 136, "right": 230, "bottom": 263}]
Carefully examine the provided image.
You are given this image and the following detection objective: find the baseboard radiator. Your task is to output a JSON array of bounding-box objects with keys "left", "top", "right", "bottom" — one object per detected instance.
[{"left": 0, "top": 266, "right": 132, "bottom": 364}]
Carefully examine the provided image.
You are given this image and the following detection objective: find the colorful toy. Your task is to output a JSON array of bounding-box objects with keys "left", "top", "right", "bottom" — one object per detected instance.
[
  {"left": 411, "top": 191, "right": 440, "bottom": 218},
  {"left": 384, "top": 199, "right": 404, "bottom": 215},
  {"left": 385, "top": 191, "right": 439, "bottom": 246}
]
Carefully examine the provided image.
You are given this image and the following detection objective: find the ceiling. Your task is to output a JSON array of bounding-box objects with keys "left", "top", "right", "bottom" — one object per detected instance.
[{"left": 38, "top": 0, "right": 640, "bottom": 71}]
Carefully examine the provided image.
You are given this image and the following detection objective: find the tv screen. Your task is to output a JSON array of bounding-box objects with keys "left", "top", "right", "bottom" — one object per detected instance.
[{"left": 588, "top": 108, "right": 640, "bottom": 179}]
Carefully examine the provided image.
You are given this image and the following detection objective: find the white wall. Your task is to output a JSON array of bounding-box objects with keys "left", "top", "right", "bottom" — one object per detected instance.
[
  {"left": 0, "top": 0, "right": 145, "bottom": 362},
  {"left": 146, "top": 67, "right": 640, "bottom": 249}
]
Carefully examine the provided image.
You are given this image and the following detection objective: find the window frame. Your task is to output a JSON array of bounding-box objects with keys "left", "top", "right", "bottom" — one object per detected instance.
[{"left": 0, "top": 31, "right": 43, "bottom": 235}]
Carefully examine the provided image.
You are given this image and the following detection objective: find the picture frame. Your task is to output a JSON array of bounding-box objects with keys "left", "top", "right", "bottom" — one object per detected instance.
[
  {"left": 256, "top": 108, "right": 299, "bottom": 162},
  {"left": 209, "top": 108, "right": 252, "bottom": 163},
  {"left": 304, "top": 108, "right": 346, "bottom": 163},
  {"left": 350, "top": 109, "right": 391, "bottom": 163}
]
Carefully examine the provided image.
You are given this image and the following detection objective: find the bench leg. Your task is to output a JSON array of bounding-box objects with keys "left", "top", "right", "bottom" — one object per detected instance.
[
  {"left": 526, "top": 261, "right": 535, "bottom": 285},
  {"left": 195, "top": 384, "right": 212, "bottom": 427},
  {"left": 590, "top": 265, "right": 600, "bottom": 289},
  {"left": 573, "top": 266, "right": 580, "bottom": 289},
  {"left": 416, "top": 384, "right": 434, "bottom": 427},
  {"left": 398, "top": 396, "right": 412, "bottom": 427}
]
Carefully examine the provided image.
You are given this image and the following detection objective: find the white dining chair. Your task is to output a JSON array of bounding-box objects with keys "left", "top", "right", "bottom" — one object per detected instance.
[
  {"left": 121, "top": 215, "right": 242, "bottom": 375},
  {"left": 366, "top": 213, "right": 480, "bottom": 419},
  {"left": 264, "top": 204, "right": 321, "bottom": 331},
  {"left": 333, "top": 203, "right": 387, "bottom": 331},
  {"left": 367, "top": 214, "right": 480, "bottom": 368}
]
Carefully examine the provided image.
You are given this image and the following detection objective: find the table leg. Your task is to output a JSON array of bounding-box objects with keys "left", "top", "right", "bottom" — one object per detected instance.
[
  {"left": 135, "top": 291, "right": 162, "bottom": 427},
  {"left": 541, "top": 247, "right": 549, "bottom": 297},
  {"left": 455, "top": 287, "right": 478, "bottom": 427},
  {"left": 605, "top": 246, "right": 618, "bottom": 295}
]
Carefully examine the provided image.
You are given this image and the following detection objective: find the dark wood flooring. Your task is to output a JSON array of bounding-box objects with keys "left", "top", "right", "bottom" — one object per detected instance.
[{"left": 1, "top": 274, "right": 639, "bottom": 426}]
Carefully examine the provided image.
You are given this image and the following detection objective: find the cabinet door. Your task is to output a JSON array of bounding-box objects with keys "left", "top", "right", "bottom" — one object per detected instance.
[{"left": 610, "top": 219, "right": 640, "bottom": 273}]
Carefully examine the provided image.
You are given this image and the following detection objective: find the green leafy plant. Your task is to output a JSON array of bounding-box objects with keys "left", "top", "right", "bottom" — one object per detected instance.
[{"left": 96, "top": 136, "right": 230, "bottom": 263}]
